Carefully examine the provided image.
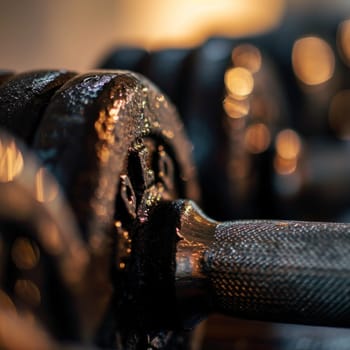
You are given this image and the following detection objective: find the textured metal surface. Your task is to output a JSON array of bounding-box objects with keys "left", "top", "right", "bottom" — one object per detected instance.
[
  {"left": 208, "top": 220, "right": 350, "bottom": 326},
  {"left": 0, "top": 70, "right": 76, "bottom": 144},
  {"left": 33, "top": 71, "right": 199, "bottom": 248},
  {"left": 175, "top": 200, "right": 350, "bottom": 327}
]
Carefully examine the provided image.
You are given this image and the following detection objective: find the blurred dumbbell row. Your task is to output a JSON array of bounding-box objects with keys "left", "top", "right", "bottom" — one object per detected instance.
[{"left": 99, "top": 16, "right": 350, "bottom": 223}]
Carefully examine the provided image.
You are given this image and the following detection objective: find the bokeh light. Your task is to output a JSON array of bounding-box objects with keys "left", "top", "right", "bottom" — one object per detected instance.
[
  {"left": 292, "top": 36, "right": 335, "bottom": 86},
  {"left": 232, "top": 44, "right": 262, "bottom": 73},
  {"left": 223, "top": 97, "right": 250, "bottom": 119},
  {"left": 275, "top": 129, "right": 301, "bottom": 160},
  {"left": 244, "top": 123, "right": 271, "bottom": 154},
  {"left": 0, "top": 138, "right": 24, "bottom": 183},
  {"left": 224, "top": 67, "right": 254, "bottom": 100}
]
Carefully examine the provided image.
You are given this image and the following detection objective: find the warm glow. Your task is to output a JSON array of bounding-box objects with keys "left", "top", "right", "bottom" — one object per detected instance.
[
  {"left": 329, "top": 90, "right": 350, "bottom": 140},
  {"left": 338, "top": 20, "right": 350, "bottom": 66},
  {"left": 0, "top": 290, "right": 16, "bottom": 313},
  {"left": 232, "top": 44, "right": 262, "bottom": 73},
  {"left": 274, "top": 155, "right": 298, "bottom": 175},
  {"left": 39, "top": 221, "right": 63, "bottom": 256},
  {"left": 116, "top": 0, "right": 286, "bottom": 49},
  {"left": 11, "top": 238, "right": 40, "bottom": 270},
  {"left": 223, "top": 97, "right": 250, "bottom": 119},
  {"left": 14, "top": 280, "right": 41, "bottom": 307},
  {"left": 35, "top": 167, "right": 59, "bottom": 203},
  {"left": 292, "top": 36, "right": 335, "bottom": 86},
  {"left": 244, "top": 123, "right": 271, "bottom": 154},
  {"left": 0, "top": 138, "right": 24, "bottom": 183},
  {"left": 276, "top": 129, "right": 301, "bottom": 160},
  {"left": 225, "top": 67, "right": 254, "bottom": 100}
]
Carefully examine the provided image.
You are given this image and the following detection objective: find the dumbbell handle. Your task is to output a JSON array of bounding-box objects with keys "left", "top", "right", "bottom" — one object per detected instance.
[{"left": 175, "top": 200, "right": 350, "bottom": 327}]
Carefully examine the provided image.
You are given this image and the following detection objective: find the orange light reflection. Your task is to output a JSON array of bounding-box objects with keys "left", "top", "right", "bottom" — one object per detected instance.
[
  {"left": 275, "top": 129, "right": 301, "bottom": 160},
  {"left": 116, "top": 0, "right": 286, "bottom": 49},
  {"left": 35, "top": 167, "right": 59, "bottom": 203},
  {"left": 224, "top": 67, "right": 254, "bottom": 100},
  {"left": 11, "top": 238, "right": 40, "bottom": 270},
  {"left": 232, "top": 44, "right": 262, "bottom": 73},
  {"left": 274, "top": 155, "right": 297, "bottom": 175},
  {"left": 14, "top": 280, "right": 41, "bottom": 308},
  {"left": 0, "top": 138, "right": 24, "bottom": 183},
  {"left": 292, "top": 36, "right": 335, "bottom": 86},
  {"left": 223, "top": 97, "right": 250, "bottom": 119},
  {"left": 244, "top": 123, "right": 271, "bottom": 154},
  {"left": 0, "top": 290, "right": 16, "bottom": 313}
]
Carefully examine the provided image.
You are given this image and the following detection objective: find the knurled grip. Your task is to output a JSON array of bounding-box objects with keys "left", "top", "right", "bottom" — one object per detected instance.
[{"left": 204, "top": 220, "right": 350, "bottom": 327}]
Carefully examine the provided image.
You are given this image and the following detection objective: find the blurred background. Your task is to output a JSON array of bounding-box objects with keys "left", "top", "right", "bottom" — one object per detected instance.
[
  {"left": 0, "top": 0, "right": 347, "bottom": 70},
  {"left": 2, "top": 0, "right": 285, "bottom": 70},
  {"left": 2, "top": 0, "right": 350, "bottom": 349}
]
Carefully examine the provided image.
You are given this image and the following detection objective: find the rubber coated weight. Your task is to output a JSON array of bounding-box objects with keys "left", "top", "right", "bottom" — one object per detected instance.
[
  {"left": 0, "top": 129, "right": 90, "bottom": 341},
  {"left": 179, "top": 38, "right": 233, "bottom": 220},
  {"left": 34, "top": 71, "right": 198, "bottom": 244},
  {"left": 32, "top": 71, "right": 199, "bottom": 348},
  {"left": 100, "top": 47, "right": 150, "bottom": 74},
  {"left": 224, "top": 45, "right": 291, "bottom": 220},
  {"left": 145, "top": 49, "right": 191, "bottom": 115},
  {"left": 0, "top": 70, "right": 76, "bottom": 145}
]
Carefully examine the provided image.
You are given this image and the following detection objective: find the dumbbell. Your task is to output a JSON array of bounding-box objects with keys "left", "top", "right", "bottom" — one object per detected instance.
[
  {"left": 221, "top": 36, "right": 350, "bottom": 221},
  {"left": 99, "top": 39, "right": 237, "bottom": 221},
  {"left": 2, "top": 71, "right": 350, "bottom": 350},
  {"left": 98, "top": 41, "right": 290, "bottom": 220},
  {"left": 99, "top": 23, "right": 350, "bottom": 222},
  {"left": 0, "top": 70, "right": 200, "bottom": 349}
]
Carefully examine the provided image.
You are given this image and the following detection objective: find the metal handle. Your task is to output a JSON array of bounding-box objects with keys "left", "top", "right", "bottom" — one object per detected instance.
[{"left": 175, "top": 200, "right": 350, "bottom": 327}]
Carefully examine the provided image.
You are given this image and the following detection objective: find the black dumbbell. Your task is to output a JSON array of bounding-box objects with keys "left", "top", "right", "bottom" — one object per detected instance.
[
  {"left": 99, "top": 20, "right": 350, "bottom": 222},
  {"left": 99, "top": 47, "right": 150, "bottom": 74},
  {"left": 98, "top": 39, "right": 236, "bottom": 221},
  {"left": 0, "top": 70, "right": 76, "bottom": 145},
  {"left": 0, "top": 70, "right": 199, "bottom": 349},
  {"left": 3, "top": 70, "right": 350, "bottom": 350}
]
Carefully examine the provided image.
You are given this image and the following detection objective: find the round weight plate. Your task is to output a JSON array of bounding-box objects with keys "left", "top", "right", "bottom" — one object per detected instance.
[
  {"left": 34, "top": 71, "right": 199, "bottom": 248},
  {"left": 33, "top": 70, "right": 199, "bottom": 348},
  {"left": 145, "top": 48, "right": 191, "bottom": 113},
  {"left": 0, "top": 70, "right": 76, "bottom": 145},
  {"left": 180, "top": 38, "right": 234, "bottom": 221},
  {"left": 99, "top": 47, "right": 150, "bottom": 73}
]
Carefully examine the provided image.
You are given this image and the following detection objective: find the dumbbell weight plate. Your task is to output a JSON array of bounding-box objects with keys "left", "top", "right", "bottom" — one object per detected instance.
[
  {"left": 0, "top": 70, "right": 76, "bottom": 145},
  {"left": 99, "top": 47, "right": 150, "bottom": 74},
  {"left": 145, "top": 48, "right": 192, "bottom": 115},
  {"left": 33, "top": 71, "right": 199, "bottom": 245},
  {"left": 33, "top": 71, "right": 199, "bottom": 348},
  {"left": 180, "top": 38, "right": 235, "bottom": 220}
]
